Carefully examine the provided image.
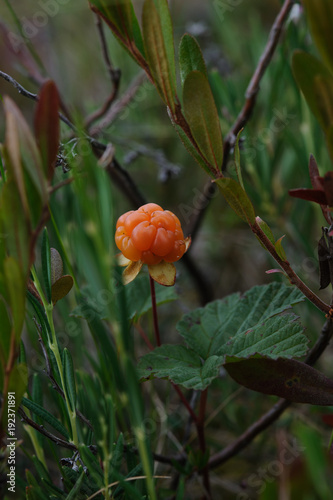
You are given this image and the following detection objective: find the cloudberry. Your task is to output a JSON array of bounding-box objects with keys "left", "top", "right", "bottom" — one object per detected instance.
[{"left": 115, "top": 203, "right": 186, "bottom": 265}]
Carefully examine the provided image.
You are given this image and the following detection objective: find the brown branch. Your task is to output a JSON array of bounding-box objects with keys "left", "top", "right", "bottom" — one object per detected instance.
[
  {"left": 208, "top": 316, "right": 333, "bottom": 470},
  {"left": 251, "top": 219, "right": 331, "bottom": 315},
  {"left": 18, "top": 406, "right": 77, "bottom": 451},
  {"left": 222, "top": 0, "right": 295, "bottom": 170},
  {"left": 89, "top": 71, "right": 147, "bottom": 136},
  {"left": 84, "top": 14, "right": 121, "bottom": 129},
  {"left": 186, "top": 0, "right": 295, "bottom": 242}
]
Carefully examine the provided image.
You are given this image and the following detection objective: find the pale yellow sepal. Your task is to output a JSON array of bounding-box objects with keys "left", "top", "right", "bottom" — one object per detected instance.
[
  {"left": 148, "top": 261, "right": 176, "bottom": 287},
  {"left": 123, "top": 260, "right": 143, "bottom": 285}
]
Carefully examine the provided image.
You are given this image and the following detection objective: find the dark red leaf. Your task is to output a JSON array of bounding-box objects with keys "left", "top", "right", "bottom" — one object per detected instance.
[
  {"left": 288, "top": 188, "right": 327, "bottom": 205},
  {"left": 309, "top": 154, "right": 321, "bottom": 189},
  {"left": 323, "top": 172, "right": 333, "bottom": 206},
  {"left": 321, "top": 414, "right": 333, "bottom": 427},
  {"left": 34, "top": 81, "right": 60, "bottom": 181},
  {"left": 225, "top": 356, "right": 333, "bottom": 405}
]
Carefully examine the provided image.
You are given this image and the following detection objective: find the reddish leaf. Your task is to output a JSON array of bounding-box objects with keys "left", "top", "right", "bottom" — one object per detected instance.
[
  {"left": 34, "top": 81, "right": 60, "bottom": 181},
  {"left": 323, "top": 171, "right": 333, "bottom": 206},
  {"left": 288, "top": 188, "right": 327, "bottom": 205},
  {"left": 321, "top": 414, "right": 333, "bottom": 427},
  {"left": 225, "top": 356, "right": 333, "bottom": 405}
]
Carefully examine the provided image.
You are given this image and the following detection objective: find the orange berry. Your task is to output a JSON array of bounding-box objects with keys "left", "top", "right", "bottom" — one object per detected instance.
[
  {"left": 116, "top": 211, "right": 133, "bottom": 229},
  {"left": 151, "top": 228, "right": 175, "bottom": 256},
  {"left": 151, "top": 211, "right": 176, "bottom": 232},
  {"left": 141, "top": 251, "right": 162, "bottom": 265},
  {"left": 115, "top": 203, "right": 187, "bottom": 266},
  {"left": 124, "top": 212, "right": 149, "bottom": 235},
  {"left": 121, "top": 236, "right": 142, "bottom": 261},
  {"left": 164, "top": 239, "right": 186, "bottom": 262},
  {"left": 131, "top": 221, "right": 157, "bottom": 251},
  {"left": 138, "top": 203, "right": 163, "bottom": 215}
]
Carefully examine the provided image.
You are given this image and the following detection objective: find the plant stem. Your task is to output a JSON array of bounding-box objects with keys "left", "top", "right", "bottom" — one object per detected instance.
[
  {"left": 31, "top": 266, "right": 79, "bottom": 447},
  {"left": 149, "top": 276, "right": 161, "bottom": 346},
  {"left": 196, "top": 389, "right": 211, "bottom": 497},
  {"left": 251, "top": 220, "right": 331, "bottom": 314}
]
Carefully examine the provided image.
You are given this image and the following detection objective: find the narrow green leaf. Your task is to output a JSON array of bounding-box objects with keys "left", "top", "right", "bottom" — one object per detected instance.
[
  {"left": 216, "top": 177, "right": 256, "bottom": 224},
  {"left": 63, "top": 348, "right": 77, "bottom": 412},
  {"left": 41, "top": 227, "right": 52, "bottom": 304},
  {"left": 64, "top": 470, "right": 85, "bottom": 500},
  {"left": 172, "top": 122, "right": 212, "bottom": 174},
  {"left": 21, "top": 397, "right": 70, "bottom": 439},
  {"left": 90, "top": 0, "right": 146, "bottom": 62},
  {"left": 255, "top": 217, "right": 275, "bottom": 245},
  {"left": 302, "top": 0, "right": 333, "bottom": 75},
  {"left": 4, "top": 256, "right": 25, "bottom": 340},
  {"left": 34, "top": 80, "right": 60, "bottom": 181},
  {"left": 225, "top": 355, "right": 333, "bottom": 405},
  {"left": 275, "top": 235, "right": 287, "bottom": 261},
  {"left": 27, "top": 290, "right": 51, "bottom": 344},
  {"left": 142, "top": 0, "right": 177, "bottom": 111},
  {"left": 137, "top": 344, "right": 223, "bottom": 390},
  {"left": 78, "top": 444, "right": 104, "bottom": 483},
  {"left": 152, "top": 0, "right": 177, "bottom": 91},
  {"left": 234, "top": 129, "right": 244, "bottom": 189},
  {"left": 183, "top": 70, "right": 223, "bottom": 170},
  {"left": 292, "top": 50, "right": 333, "bottom": 130},
  {"left": 179, "top": 33, "right": 207, "bottom": 86}
]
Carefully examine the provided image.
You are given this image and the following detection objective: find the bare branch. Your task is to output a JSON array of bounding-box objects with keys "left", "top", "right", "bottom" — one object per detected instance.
[
  {"left": 84, "top": 14, "right": 121, "bottom": 128},
  {"left": 208, "top": 316, "right": 333, "bottom": 470},
  {"left": 222, "top": 0, "right": 295, "bottom": 170}
]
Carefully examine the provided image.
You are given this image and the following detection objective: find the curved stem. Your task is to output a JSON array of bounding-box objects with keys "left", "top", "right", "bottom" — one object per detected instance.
[{"left": 149, "top": 276, "right": 161, "bottom": 346}]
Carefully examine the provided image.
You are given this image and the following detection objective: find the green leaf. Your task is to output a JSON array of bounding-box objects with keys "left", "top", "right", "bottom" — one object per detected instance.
[
  {"left": 64, "top": 471, "right": 85, "bottom": 500},
  {"left": 51, "top": 275, "right": 74, "bottom": 305},
  {"left": 302, "top": 0, "right": 333, "bottom": 75},
  {"left": 179, "top": 33, "right": 207, "bottom": 86},
  {"left": 224, "top": 355, "right": 333, "bottom": 405},
  {"left": 34, "top": 80, "right": 60, "bottom": 181},
  {"left": 4, "top": 256, "right": 25, "bottom": 340},
  {"left": 41, "top": 227, "right": 52, "bottom": 304},
  {"left": 292, "top": 50, "right": 333, "bottom": 131},
  {"left": 27, "top": 290, "right": 51, "bottom": 344},
  {"left": 255, "top": 217, "right": 275, "bottom": 246},
  {"left": 63, "top": 348, "right": 77, "bottom": 412},
  {"left": 225, "top": 314, "right": 308, "bottom": 359},
  {"left": 233, "top": 129, "right": 244, "bottom": 189},
  {"left": 177, "top": 283, "right": 305, "bottom": 359},
  {"left": 137, "top": 344, "right": 223, "bottom": 390},
  {"left": 3, "top": 96, "right": 47, "bottom": 215},
  {"left": 50, "top": 248, "right": 63, "bottom": 285},
  {"left": 90, "top": 0, "right": 145, "bottom": 59},
  {"left": 216, "top": 177, "right": 256, "bottom": 224},
  {"left": 71, "top": 275, "right": 177, "bottom": 322},
  {"left": 21, "top": 397, "right": 70, "bottom": 439},
  {"left": 126, "top": 275, "right": 177, "bottom": 321},
  {"left": 275, "top": 235, "right": 287, "bottom": 261},
  {"left": 172, "top": 122, "right": 212, "bottom": 175},
  {"left": 183, "top": 70, "right": 223, "bottom": 170},
  {"left": 142, "top": 0, "right": 177, "bottom": 111}
]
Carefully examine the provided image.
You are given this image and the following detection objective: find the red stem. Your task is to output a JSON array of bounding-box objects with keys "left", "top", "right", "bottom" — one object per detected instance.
[{"left": 149, "top": 275, "right": 161, "bottom": 346}]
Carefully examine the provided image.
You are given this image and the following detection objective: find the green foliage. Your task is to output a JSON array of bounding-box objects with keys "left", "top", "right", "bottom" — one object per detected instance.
[
  {"left": 138, "top": 283, "right": 308, "bottom": 391},
  {"left": 183, "top": 70, "right": 223, "bottom": 171}
]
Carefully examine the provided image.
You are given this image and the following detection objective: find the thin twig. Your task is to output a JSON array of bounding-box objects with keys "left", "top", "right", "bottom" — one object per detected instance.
[
  {"left": 84, "top": 14, "right": 121, "bottom": 128},
  {"left": 150, "top": 275, "right": 161, "bottom": 347},
  {"left": 89, "top": 71, "right": 147, "bottom": 136},
  {"left": 186, "top": 0, "right": 295, "bottom": 239},
  {"left": 18, "top": 406, "right": 77, "bottom": 451},
  {"left": 208, "top": 316, "right": 333, "bottom": 470},
  {"left": 0, "top": 70, "right": 75, "bottom": 131},
  {"left": 222, "top": 0, "right": 295, "bottom": 170}
]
